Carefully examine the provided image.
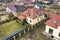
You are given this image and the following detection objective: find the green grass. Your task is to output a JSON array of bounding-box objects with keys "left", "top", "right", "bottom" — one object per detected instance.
[{"left": 0, "top": 20, "right": 26, "bottom": 40}]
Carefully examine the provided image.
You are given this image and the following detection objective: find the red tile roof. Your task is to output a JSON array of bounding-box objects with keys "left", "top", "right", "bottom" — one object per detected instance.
[
  {"left": 50, "top": 12, "right": 58, "bottom": 18},
  {"left": 27, "top": 8, "right": 44, "bottom": 19},
  {"left": 45, "top": 14, "right": 60, "bottom": 28},
  {"left": 17, "top": 9, "right": 28, "bottom": 20},
  {"left": 17, "top": 8, "right": 44, "bottom": 20},
  {"left": 18, "top": 15, "right": 26, "bottom": 20}
]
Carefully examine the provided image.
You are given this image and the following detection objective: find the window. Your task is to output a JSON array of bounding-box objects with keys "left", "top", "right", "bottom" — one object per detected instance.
[
  {"left": 49, "top": 29, "right": 53, "bottom": 34},
  {"left": 51, "top": 36, "right": 54, "bottom": 38},
  {"left": 30, "top": 20, "right": 32, "bottom": 22},
  {"left": 58, "top": 33, "right": 60, "bottom": 37},
  {"left": 37, "top": 19, "right": 39, "bottom": 21},
  {"left": 40, "top": 16, "right": 43, "bottom": 19}
]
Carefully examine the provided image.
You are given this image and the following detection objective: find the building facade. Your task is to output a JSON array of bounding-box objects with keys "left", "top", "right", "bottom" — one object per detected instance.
[{"left": 43, "top": 13, "right": 60, "bottom": 40}]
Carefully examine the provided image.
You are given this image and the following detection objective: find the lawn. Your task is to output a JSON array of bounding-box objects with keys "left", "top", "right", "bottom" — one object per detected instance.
[{"left": 0, "top": 20, "right": 26, "bottom": 40}]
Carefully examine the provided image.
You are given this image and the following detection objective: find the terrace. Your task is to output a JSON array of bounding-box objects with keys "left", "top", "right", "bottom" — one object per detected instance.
[{"left": 0, "top": 20, "right": 26, "bottom": 40}]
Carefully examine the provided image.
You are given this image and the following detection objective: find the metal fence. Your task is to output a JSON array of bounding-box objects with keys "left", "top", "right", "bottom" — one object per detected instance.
[
  {"left": 3, "top": 19, "right": 46, "bottom": 40},
  {"left": 3, "top": 28, "right": 25, "bottom": 40}
]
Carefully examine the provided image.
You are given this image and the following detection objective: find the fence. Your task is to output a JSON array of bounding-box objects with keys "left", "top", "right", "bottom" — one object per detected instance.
[
  {"left": 3, "top": 24, "right": 35, "bottom": 40},
  {"left": 3, "top": 28, "right": 25, "bottom": 40},
  {"left": 3, "top": 19, "right": 47, "bottom": 40}
]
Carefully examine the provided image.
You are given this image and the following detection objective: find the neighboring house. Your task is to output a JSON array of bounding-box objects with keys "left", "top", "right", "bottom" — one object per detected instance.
[
  {"left": 16, "top": 0, "right": 36, "bottom": 5},
  {"left": 17, "top": 8, "right": 45, "bottom": 26},
  {"left": 0, "top": 14, "right": 9, "bottom": 22},
  {"left": 1, "top": 15, "right": 9, "bottom": 21},
  {"left": 34, "top": 1, "right": 43, "bottom": 9},
  {"left": 22, "top": 0, "right": 36, "bottom": 3},
  {"left": 49, "top": 0, "right": 54, "bottom": 4},
  {"left": 6, "top": 4, "right": 16, "bottom": 12},
  {"left": 0, "top": 0, "right": 14, "bottom": 3},
  {"left": 42, "top": 0, "right": 50, "bottom": 4},
  {"left": 36, "top": 0, "right": 42, "bottom": 2},
  {"left": 57, "top": 0, "right": 60, "bottom": 6},
  {"left": 43, "top": 13, "right": 60, "bottom": 40},
  {"left": 0, "top": 0, "right": 4, "bottom": 3},
  {"left": 16, "top": 0, "right": 41, "bottom": 2},
  {"left": 6, "top": 4, "right": 27, "bottom": 17},
  {"left": 5, "top": 0, "right": 14, "bottom": 3},
  {"left": 53, "top": 0, "right": 58, "bottom": 4},
  {"left": 0, "top": 13, "right": 14, "bottom": 22}
]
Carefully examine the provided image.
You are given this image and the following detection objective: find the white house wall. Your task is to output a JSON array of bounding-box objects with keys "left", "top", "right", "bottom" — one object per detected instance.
[
  {"left": 12, "top": 11, "right": 17, "bottom": 17},
  {"left": 57, "top": 2, "right": 60, "bottom": 6},
  {"left": 16, "top": 0, "right": 23, "bottom": 2},
  {"left": 45, "top": 25, "right": 60, "bottom": 39},
  {"left": 34, "top": 5, "right": 40, "bottom": 9},
  {"left": 6, "top": 7, "right": 12, "bottom": 12},
  {"left": 43, "top": 1, "right": 49, "bottom": 4},
  {"left": 27, "top": 15, "right": 45, "bottom": 25},
  {"left": 1, "top": 15, "right": 9, "bottom": 21},
  {"left": 31, "top": 0, "right": 36, "bottom": 2},
  {"left": 54, "top": 26, "right": 60, "bottom": 39},
  {"left": 27, "top": 17, "right": 33, "bottom": 25}
]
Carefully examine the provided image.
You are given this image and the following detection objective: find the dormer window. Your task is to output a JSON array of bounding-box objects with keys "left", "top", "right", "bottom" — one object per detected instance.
[{"left": 53, "top": 20, "right": 57, "bottom": 24}]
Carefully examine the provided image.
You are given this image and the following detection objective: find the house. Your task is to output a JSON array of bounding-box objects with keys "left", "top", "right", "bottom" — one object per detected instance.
[
  {"left": 6, "top": 4, "right": 16, "bottom": 12},
  {"left": 0, "top": 14, "right": 9, "bottom": 22},
  {"left": 6, "top": 4, "right": 27, "bottom": 17},
  {"left": 17, "top": 8, "right": 45, "bottom": 26},
  {"left": 0, "top": 13, "right": 14, "bottom": 22},
  {"left": 36, "top": 0, "right": 42, "bottom": 2},
  {"left": 26, "top": 8, "right": 45, "bottom": 25},
  {"left": 49, "top": 0, "right": 54, "bottom": 4},
  {"left": 34, "top": 1, "right": 43, "bottom": 9},
  {"left": 53, "top": 0, "right": 58, "bottom": 4},
  {"left": 57, "top": 0, "right": 60, "bottom": 6},
  {"left": 16, "top": 0, "right": 36, "bottom": 5},
  {"left": 6, "top": 0, "right": 14, "bottom": 3},
  {"left": 43, "top": 13, "right": 60, "bottom": 40},
  {"left": 0, "top": 0, "right": 4, "bottom": 3},
  {"left": 0, "top": 0, "right": 14, "bottom": 3},
  {"left": 42, "top": 0, "right": 50, "bottom": 4},
  {"left": 6, "top": 4, "right": 27, "bottom": 12}
]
